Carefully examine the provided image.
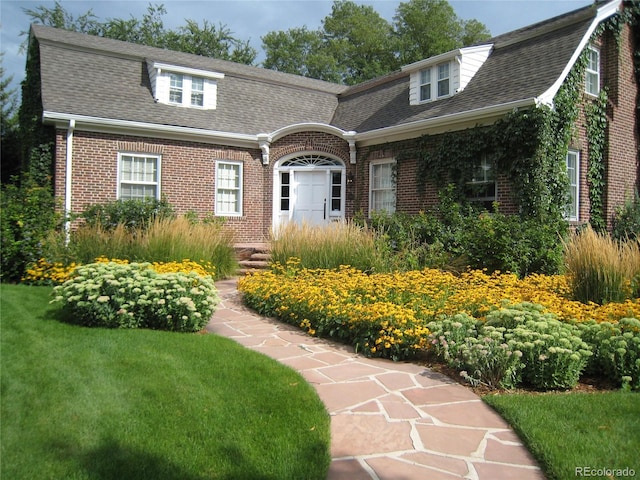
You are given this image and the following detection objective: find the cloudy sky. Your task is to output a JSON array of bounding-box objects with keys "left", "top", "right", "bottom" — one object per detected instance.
[{"left": 1, "top": 0, "right": 592, "bottom": 92}]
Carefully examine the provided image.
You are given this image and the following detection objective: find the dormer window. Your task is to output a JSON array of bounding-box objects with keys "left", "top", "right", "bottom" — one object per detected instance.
[
  {"left": 437, "top": 63, "right": 450, "bottom": 97},
  {"left": 419, "top": 69, "right": 432, "bottom": 101},
  {"left": 148, "top": 61, "right": 224, "bottom": 110},
  {"left": 404, "top": 44, "right": 492, "bottom": 106},
  {"left": 585, "top": 46, "right": 600, "bottom": 96}
]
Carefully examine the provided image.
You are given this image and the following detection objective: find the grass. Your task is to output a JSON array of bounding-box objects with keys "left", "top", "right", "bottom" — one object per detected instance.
[
  {"left": 484, "top": 391, "right": 640, "bottom": 480},
  {"left": 271, "top": 221, "right": 388, "bottom": 272},
  {"left": 48, "top": 216, "right": 238, "bottom": 278},
  {"left": 1, "top": 284, "right": 331, "bottom": 480},
  {"left": 564, "top": 226, "right": 640, "bottom": 304}
]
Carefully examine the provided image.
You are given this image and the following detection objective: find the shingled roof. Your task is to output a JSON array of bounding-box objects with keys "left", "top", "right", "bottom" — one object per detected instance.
[
  {"left": 33, "top": 0, "right": 618, "bottom": 143},
  {"left": 33, "top": 24, "right": 347, "bottom": 136}
]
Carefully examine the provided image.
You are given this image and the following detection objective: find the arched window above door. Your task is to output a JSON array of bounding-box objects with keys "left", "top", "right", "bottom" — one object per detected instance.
[{"left": 281, "top": 154, "right": 343, "bottom": 167}]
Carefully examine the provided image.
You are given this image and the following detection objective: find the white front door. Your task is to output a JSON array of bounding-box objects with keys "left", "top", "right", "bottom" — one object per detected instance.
[{"left": 292, "top": 170, "right": 327, "bottom": 225}]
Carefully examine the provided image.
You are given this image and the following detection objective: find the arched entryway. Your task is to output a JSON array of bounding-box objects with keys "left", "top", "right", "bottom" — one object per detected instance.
[{"left": 272, "top": 152, "right": 346, "bottom": 231}]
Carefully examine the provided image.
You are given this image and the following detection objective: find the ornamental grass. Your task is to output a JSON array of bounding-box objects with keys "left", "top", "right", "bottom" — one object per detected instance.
[{"left": 564, "top": 226, "right": 640, "bottom": 304}]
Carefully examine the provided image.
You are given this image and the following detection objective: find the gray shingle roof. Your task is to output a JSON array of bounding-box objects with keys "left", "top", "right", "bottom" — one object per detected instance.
[
  {"left": 33, "top": 1, "right": 601, "bottom": 138},
  {"left": 34, "top": 24, "right": 346, "bottom": 136}
]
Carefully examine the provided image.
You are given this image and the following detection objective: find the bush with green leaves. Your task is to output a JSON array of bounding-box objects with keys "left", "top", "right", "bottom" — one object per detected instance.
[
  {"left": 428, "top": 314, "right": 524, "bottom": 389},
  {"left": 0, "top": 174, "right": 58, "bottom": 282},
  {"left": 51, "top": 262, "right": 219, "bottom": 332},
  {"left": 507, "top": 320, "right": 592, "bottom": 390},
  {"left": 612, "top": 191, "right": 640, "bottom": 241},
  {"left": 80, "top": 197, "right": 174, "bottom": 231},
  {"left": 576, "top": 318, "right": 640, "bottom": 390},
  {"left": 428, "top": 303, "right": 592, "bottom": 390}
]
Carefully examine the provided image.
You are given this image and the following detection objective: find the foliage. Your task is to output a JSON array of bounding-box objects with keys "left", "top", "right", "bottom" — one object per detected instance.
[
  {"left": 429, "top": 304, "right": 592, "bottom": 390},
  {"left": 364, "top": 197, "right": 566, "bottom": 276},
  {"left": 1, "top": 52, "right": 21, "bottom": 182},
  {"left": 46, "top": 215, "right": 237, "bottom": 279},
  {"left": 239, "top": 265, "right": 640, "bottom": 370},
  {"left": 0, "top": 174, "right": 58, "bottom": 282},
  {"left": 51, "top": 261, "right": 219, "bottom": 332},
  {"left": 80, "top": 197, "right": 174, "bottom": 231},
  {"left": 271, "top": 221, "right": 389, "bottom": 273},
  {"left": 22, "top": 257, "right": 216, "bottom": 286},
  {"left": 612, "top": 190, "right": 640, "bottom": 241},
  {"left": 393, "top": 0, "right": 489, "bottom": 65},
  {"left": 262, "top": 0, "right": 489, "bottom": 85},
  {"left": 1, "top": 284, "right": 331, "bottom": 480},
  {"left": 577, "top": 318, "right": 640, "bottom": 390},
  {"left": 23, "top": 2, "right": 257, "bottom": 65},
  {"left": 563, "top": 226, "right": 640, "bottom": 304},
  {"left": 584, "top": 88, "right": 609, "bottom": 232},
  {"left": 261, "top": 27, "right": 342, "bottom": 83}
]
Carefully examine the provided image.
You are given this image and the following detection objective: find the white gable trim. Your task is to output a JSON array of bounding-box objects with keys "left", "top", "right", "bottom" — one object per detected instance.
[
  {"left": 537, "top": 0, "right": 621, "bottom": 106},
  {"left": 149, "top": 61, "right": 225, "bottom": 80}
]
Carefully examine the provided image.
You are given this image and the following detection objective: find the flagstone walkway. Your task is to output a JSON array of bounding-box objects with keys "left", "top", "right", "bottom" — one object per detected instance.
[{"left": 207, "top": 278, "right": 546, "bottom": 480}]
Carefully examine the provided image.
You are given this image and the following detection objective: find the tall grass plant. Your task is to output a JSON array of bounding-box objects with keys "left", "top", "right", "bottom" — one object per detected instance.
[
  {"left": 48, "top": 216, "right": 238, "bottom": 278},
  {"left": 564, "top": 226, "right": 640, "bottom": 304},
  {"left": 271, "top": 221, "right": 389, "bottom": 272}
]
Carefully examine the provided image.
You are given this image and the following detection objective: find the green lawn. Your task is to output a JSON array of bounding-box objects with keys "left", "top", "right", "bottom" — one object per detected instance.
[
  {"left": 0, "top": 284, "right": 331, "bottom": 480},
  {"left": 484, "top": 392, "right": 640, "bottom": 480}
]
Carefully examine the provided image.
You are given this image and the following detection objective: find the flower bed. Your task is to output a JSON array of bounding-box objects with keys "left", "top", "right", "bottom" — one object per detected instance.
[{"left": 238, "top": 262, "right": 640, "bottom": 389}]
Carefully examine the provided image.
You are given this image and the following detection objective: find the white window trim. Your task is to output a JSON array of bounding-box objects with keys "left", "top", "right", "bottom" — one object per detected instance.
[
  {"left": 565, "top": 149, "right": 580, "bottom": 222},
  {"left": 417, "top": 61, "right": 452, "bottom": 104},
  {"left": 117, "top": 153, "right": 161, "bottom": 201},
  {"left": 369, "top": 158, "right": 397, "bottom": 216},
  {"left": 467, "top": 157, "right": 497, "bottom": 204},
  {"left": 585, "top": 46, "right": 600, "bottom": 97},
  {"left": 215, "top": 160, "right": 243, "bottom": 217}
]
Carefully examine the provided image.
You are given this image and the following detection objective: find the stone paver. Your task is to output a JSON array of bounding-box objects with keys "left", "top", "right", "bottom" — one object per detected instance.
[{"left": 207, "top": 278, "right": 546, "bottom": 480}]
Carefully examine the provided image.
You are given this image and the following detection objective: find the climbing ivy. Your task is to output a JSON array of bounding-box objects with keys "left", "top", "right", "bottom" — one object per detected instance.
[{"left": 585, "top": 88, "right": 609, "bottom": 232}]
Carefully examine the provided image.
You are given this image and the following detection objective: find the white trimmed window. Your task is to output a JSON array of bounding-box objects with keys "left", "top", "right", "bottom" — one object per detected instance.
[
  {"left": 419, "top": 68, "right": 432, "bottom": 102},
  {"left": 369, "top": 159, "right": 396, "bottom": 214},
  {"left": 437, "top": 63, "right": 450, "bottom": 97},
  {"left": 118, "top": 154, "right": 160, "bottom": 200},
  {"left": 148, "top": 62, "right": 223, "bottom": 110},
  {"left": 417, "top": 62, "right": 451, "bottom": 103},
  {"left": 466, "top": 156, "right": 496, "bottom": 209},
  {"left": 585, "top": 46, "right": 600, "bottom": 96},
  {"left": 565, "top": 150, "right": 580, "bottom": 221},
  {"left": 215, "top": 161, "right": 243, "bottom": 216}
]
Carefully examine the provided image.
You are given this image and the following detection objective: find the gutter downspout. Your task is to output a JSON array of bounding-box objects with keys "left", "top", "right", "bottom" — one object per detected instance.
[{"left": 64, "top": 119, "right": 75, "bottom": 244}]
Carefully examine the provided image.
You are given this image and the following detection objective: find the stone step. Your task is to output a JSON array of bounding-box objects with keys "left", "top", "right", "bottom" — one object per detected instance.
[{"left": 234, "top": 242, "right": 271, "bottom": 273}]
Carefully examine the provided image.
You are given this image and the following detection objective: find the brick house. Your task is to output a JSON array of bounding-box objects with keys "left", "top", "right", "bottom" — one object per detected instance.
[{"left": 30, "top": 0, "right": 638, "bottom": 242}]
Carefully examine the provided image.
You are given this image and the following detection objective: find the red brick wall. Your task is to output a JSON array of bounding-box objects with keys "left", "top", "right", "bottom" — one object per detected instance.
[
  {"left": 54, "top": 131, "right": 267, "bottom": 242},
  {"left": 602, "top": 24, "right": 639, "bottom": 227}
]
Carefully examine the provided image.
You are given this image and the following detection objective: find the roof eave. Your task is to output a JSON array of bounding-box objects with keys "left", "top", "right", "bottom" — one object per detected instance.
[
  {"left": 353, "top": 98, "right": 538, "bottom": 147},
  {"left": 42, "top": 111, "right": 259, "bottom": 149}
]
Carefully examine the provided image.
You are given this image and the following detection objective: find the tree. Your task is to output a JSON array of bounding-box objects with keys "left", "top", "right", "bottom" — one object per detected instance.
[
  {"left": 262, "top": 0, "right": 490, "bottom": 85},
  {"left": 22, "top": 2, "right": 256, "bottom": 65},
  {"left": 1, "top": 52, "right": 21, "bottom": 182},
  {"left": 322, "top": 0, "right": 399, "bottom": 85},
  {"left": 393, "top": 0, "right": 490, "bottom": 65},
  {"left": 262, "top": 27, "right": 341, "bottom": 82}
]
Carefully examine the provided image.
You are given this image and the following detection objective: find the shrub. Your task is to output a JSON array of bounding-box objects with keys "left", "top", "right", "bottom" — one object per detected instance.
[
  {"left": 564, "top": 226, "right": 640, "bottom": 304},
  {"left": 507, "top": 319, "right": 592, "bottom": 390},
  {"left": 577, "top": 318, "right": 640, "bottom": 390},
  {"left": 0, "top": 175, "right": 58, "bottom": 282},
  {"left": 51, "top": 262, "right": 219, "bottom": 332},
  {"left": 463, "top": 213, "right": 566, "bottom": 277},
  {"left": 80, "top": 197, "right": 174, "bottom": 231},
  {"left": 612, "top": 191, "right": 640, "bottom": 241},
  {"left": 429, "top": 303, "right": 592, "bottom": 390}
]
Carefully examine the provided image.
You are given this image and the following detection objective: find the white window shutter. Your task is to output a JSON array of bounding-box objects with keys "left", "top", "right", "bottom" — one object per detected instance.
[{"left": 203, "top": 80, "right": 218, "bottom": 110}]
